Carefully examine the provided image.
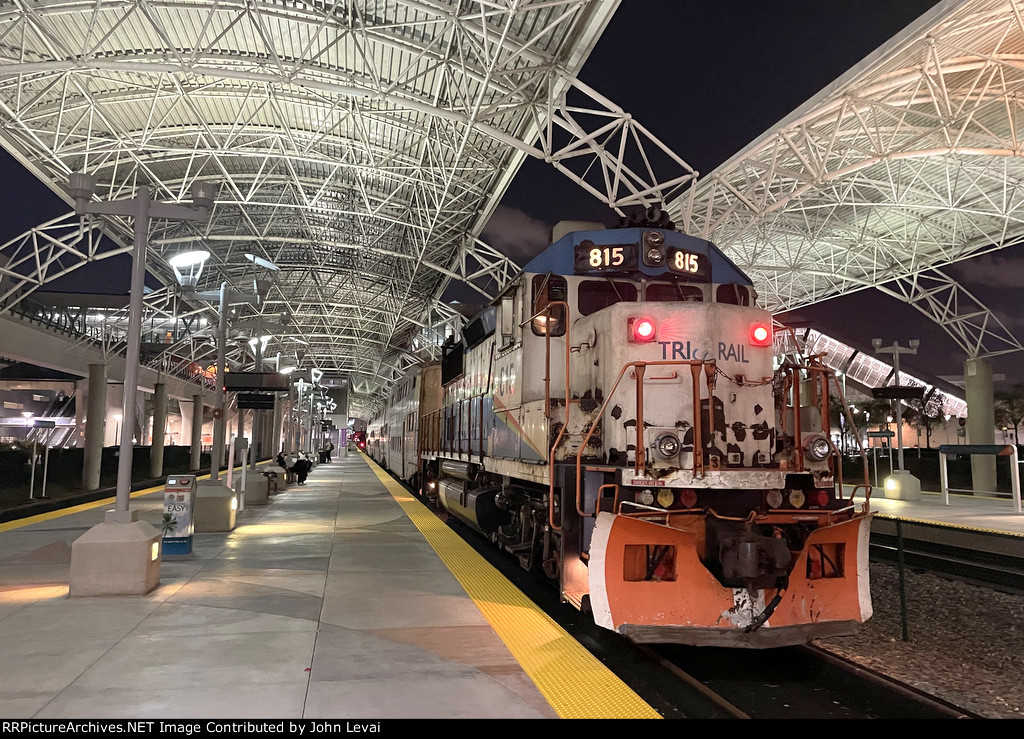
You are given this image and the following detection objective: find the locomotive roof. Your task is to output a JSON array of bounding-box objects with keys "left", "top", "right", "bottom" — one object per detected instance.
[{"left": 521, "top": 227, "right": 753, "bottom": 286}]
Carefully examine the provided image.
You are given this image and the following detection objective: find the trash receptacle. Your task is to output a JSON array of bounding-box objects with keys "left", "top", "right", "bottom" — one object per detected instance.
[{"left": 319, "top": 450, "right": 328, "bottom": 463}]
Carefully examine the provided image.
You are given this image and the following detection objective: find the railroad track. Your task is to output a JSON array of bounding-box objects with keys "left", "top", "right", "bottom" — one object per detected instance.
[
  {"left": 639, "top": 642, "right": 985, "bottom": 719},
  {"left": 422, "top": 483, "right": 989, "bottom": 718},
  {"left": 869, "top": 515, "right": 1024, "bottom": 593}
]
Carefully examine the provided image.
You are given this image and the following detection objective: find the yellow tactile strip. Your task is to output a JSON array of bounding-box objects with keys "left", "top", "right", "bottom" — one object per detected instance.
[
  {"left": 360, "top": 453, "right": 661, "bottom": 719},
  {"left": 873, "top": 513, "right": 1024, "bottom": 538}
]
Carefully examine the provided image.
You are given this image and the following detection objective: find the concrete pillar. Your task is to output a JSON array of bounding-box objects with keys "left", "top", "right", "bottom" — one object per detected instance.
[
  {"left": 965, "top": 357, "right": 997, "bottom": 493},
  {"left": 272, "top": 393, "right": 284, "bottom": 457},
  {"left": 82, "top": 364, "right": 106, "bottom": 491},
  {"left": 75, "top": 377, "right": 87, "bottom": 447},
  {"left": 250, "top": 405, "right": 262, "bottom": 468},
  {"left": 330, "top": 384, "right": 348, "bottom": 452},
  {"left": 149, "top": 382, "right": 167, "bottom": 478},
  {"left": 141, "top": 398, "right": 153, "bottom": 446},
  {"left": 286, "top": 399, "right": 297, "bottom": 452},
  {"left": 191, "top": 394, "right": 203, "bottom": 470}
]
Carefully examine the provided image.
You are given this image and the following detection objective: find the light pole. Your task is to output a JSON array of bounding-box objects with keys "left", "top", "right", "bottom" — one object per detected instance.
[
  {"left": 247, "top": 334, "right": 271, "bottom": 470},
  {"left": 68, "top": 174, "right": 214, "bottom": 597},
  {"left": 872, "top": 338, "right": 919, "bottom": 471},
  {"left": 167, "top": 254, "right": 261, "bottom": 483},
  {"left": 872, "top": 337, "right": 922, "bottom": 500},
  {"left": 69, "top": 175, "right": 214, "bottom": 516}
]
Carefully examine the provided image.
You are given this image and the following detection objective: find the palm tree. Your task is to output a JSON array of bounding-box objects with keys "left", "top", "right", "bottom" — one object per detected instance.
[
  {"left": 994, "top": 383, "right": 1024, "bottom": 447},
  {"left": 161, "top": 512, "right": 178, "bottom": 536}
]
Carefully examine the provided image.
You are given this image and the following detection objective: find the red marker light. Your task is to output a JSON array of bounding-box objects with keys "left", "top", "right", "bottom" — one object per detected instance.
[
  {"left": 749, "top": 322, "right": 772, "bottom": 347},
  {"left": 629, "top": 317, "right": 657, "bottom": 342}
]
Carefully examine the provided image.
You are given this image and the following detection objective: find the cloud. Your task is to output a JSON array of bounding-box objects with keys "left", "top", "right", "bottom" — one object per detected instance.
[
  {"left": 481, "top": 206, "right": 553, "bottom": 264},
  {"left": 947, "top": 251, "right": 1024, "bottom": 289}
]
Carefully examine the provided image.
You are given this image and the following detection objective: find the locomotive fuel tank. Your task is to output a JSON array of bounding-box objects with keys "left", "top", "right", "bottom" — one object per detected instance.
[{"left": 437, "top": 463, "right": 509, "bottom": 536}]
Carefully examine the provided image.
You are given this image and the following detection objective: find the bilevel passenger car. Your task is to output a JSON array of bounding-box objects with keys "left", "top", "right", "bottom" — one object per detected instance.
[{"left": 366, "top": 213, "right": 873, "bottom": 648}]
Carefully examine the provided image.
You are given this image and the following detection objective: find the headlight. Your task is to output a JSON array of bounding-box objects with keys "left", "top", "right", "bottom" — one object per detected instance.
[
  {"left": 805, "top": 435, "right": 831, "bottom": 461},
  {"left": 654, "top": 433, "right": 680, "bottom": 459},
  {"left": 644, "top": 230, "right": 664, "bottom": 247}
]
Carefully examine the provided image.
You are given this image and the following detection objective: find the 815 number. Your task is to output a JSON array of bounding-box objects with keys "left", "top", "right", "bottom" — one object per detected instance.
[
  {"left": 674, "top": 251, "right": 699, "bottom": 273},
  {"left": 590, "top": 246, "right": 625, "bottom": 268}
]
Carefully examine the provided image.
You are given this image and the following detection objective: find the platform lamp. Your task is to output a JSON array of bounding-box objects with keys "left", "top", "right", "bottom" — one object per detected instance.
[
  {"left": 246, "top": 333, "right": 272, "bottom": 469},
  {"left": 67, "top": 174, "right": 215, "bottom": 597},
  {"left": 168, "top": 252, "right": 265, "bottom": 483},
  {"left": 873, "top": 337, "right": 922, "bottom": 501}
]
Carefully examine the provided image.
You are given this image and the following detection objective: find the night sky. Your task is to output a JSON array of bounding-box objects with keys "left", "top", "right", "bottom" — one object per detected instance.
[{"left": 2, "top": 1, "right": 1023, "bottom": 386}]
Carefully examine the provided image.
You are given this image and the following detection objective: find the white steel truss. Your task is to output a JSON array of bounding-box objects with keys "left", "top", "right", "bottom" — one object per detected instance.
[
  {"left": 676, "top": 0, "right": 1024, "bottom": 360},
  {"left": 774, "top": 326, "right": 969, "bottom": 419},
  {"left": 0, "top": 0, "right": 698, "bottom": 402}
]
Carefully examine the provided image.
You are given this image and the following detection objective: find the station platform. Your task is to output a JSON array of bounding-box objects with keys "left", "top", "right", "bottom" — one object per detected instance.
[
  {"left": 846, "top": 484, "right": 1024, "bottom": 537},
  {"left": 0, "top": 453, "right": 659, "bottom": 720}
]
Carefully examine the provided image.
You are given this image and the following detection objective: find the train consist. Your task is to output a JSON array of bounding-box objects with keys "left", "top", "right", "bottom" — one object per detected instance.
[{"left": 367, "top": 213, "right": 872, "bottom": 648}]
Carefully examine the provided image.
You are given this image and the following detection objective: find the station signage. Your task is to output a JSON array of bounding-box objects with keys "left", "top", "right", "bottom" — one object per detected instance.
[
  {"left": 237, "top": 393, "right": 275, "bottom": 409},
  {"left": 871, "top": 386, "right": 925, "bottom": 400},
  {"left": 224, "top": 372, "right": 290, "bottom": 391}
]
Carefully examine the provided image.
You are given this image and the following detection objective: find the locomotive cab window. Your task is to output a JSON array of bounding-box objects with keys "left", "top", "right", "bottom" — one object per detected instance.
[
  {"left": 532, "top": 274, "right": 567, "bottom": 336},
  {"left": 578, "top": 280, "right": 638, "bottom": 316},
  {"left": 645, "top": 282, "right": 704, "bottom": 302},
  {"left": 716, "top": 284, "right": 750, "bottom": 306}
]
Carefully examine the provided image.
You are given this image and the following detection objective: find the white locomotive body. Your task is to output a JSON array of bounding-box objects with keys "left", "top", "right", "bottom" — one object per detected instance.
[{"left": 366, "top": 217, "right": 872, "bottom": 648}]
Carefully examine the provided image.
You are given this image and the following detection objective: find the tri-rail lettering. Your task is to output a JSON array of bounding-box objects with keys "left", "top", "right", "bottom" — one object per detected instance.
[{"left": 658, "top": 340, "right": 750, "bottom": 363}]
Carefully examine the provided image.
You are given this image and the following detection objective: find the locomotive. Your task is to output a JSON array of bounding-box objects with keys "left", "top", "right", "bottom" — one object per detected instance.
[{"left": 366, "top": 213, "right": 872, "bottom": 648}]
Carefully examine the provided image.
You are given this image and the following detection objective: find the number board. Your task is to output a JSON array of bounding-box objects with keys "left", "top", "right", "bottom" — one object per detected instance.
[
  {"left": 573, "top": 240, "right": 639, "bottom": 274},
  {"left": 666, "top": 246, "right": 710, "bottom": 281}
]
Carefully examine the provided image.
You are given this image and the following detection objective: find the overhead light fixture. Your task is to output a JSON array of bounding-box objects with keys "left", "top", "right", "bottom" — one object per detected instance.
[{"left": 168, "top": 250, "right": 211, "bottom": 288}]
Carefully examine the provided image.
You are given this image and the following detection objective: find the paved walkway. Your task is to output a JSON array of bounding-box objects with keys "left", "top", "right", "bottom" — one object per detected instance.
[{"left": 0, "top": 453, "right": 565, "bottom": 719}]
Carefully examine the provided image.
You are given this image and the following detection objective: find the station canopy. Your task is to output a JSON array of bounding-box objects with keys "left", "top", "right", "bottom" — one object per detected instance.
[
  {"left": 674, "top": 0, "right": 1024, "bottom": 365},
  {"left": 0, "top": 1, "right": 696, "bottom": 411}
]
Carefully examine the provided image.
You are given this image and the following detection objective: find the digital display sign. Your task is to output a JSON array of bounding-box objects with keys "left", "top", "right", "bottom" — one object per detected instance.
[
  {"left": 573, "top": 240, "right": 639, "bottom": 274},
  {"left": 223, "top": 372, "right": 291, "bottom": 391},
  {"left": 666, "top": 246, "right": 710, "bottom": 281}
]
